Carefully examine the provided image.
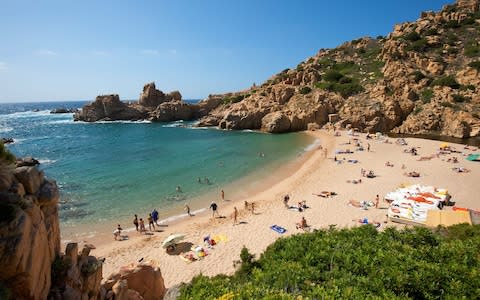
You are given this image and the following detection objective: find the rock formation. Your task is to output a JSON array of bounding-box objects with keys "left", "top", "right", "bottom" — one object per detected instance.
[
  {"left": 74, "top": 94, "right": 146, "bottom": 122},
  {"left": 102, "top": 262, "right": 166, "bottom": 300}
]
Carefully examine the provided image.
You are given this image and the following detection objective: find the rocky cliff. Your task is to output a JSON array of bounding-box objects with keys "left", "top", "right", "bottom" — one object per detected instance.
[
  {"left": 196, "top": 0, "right": 480, "bottom": 138},
  {"left": 0, "top": 144, "right": 166, "bottom": 299}
]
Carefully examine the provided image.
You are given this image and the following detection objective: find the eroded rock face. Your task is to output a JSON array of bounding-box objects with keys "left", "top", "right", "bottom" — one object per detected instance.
[
  {"left": 0, "top": 163, "right": 60, "bottom": 300},
  {"left": 102, "top": 262, "right": 166, "bottom": 300},
  {"left": 148, "top": 101, "right": 194, "bottom": 122}
]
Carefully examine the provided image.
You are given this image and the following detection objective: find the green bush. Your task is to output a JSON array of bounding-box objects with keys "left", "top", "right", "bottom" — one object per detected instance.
[
  {"left": 323, "top": 70, "right": 344, "bottom": 82},
  {"left": 431, "top": 75, "right": 460, "bottom": 89},
  {"left": 441, "top": 101, "right": 454, "bottom": 108},
  {"left": 421, "top": 89, "right": 434, "bottom": 103},
  {"left": 403, "top": 31, "right": 421, "bottom": 41},
  {"left": 465, "top": 43, "right": 480, "bottom": 57},
  {"left": 179, "top": 225, "right": 480, "bottom": 299},
  {"left": 452, "top": 94, "right": 470, "bottom": 103},
  {"left": 299, "top": 87, "right": 312, "bottom": 95},
  {"left": 424, "top": 28, "right": 438, "bottom": 36},
  {"left": 0, "top": 142, "right": 15, "bottom": 164},
  {"left": 406, "top": 38, "right": 429, "bottom": 52},
  {"left": 410, "top": 70, "right": 426, "bottom": 82},
  {"left": 469, "top": 61, "right": 480, "bottom": 71},
  {"left": 315, "top": 81, "right": 363, "bottom": 98},
  {"left": 445, "top": 20, "right": 461, "bottom": 28},
  {"left": 413, "top": 106, "right": 423, "bottom": 115}
]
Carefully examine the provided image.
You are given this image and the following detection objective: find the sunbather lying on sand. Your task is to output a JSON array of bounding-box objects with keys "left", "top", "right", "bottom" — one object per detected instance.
[
  {"left": 313, "top": 191, "right": 337, "bottom": 198},
  {"left": 452, "top": 167, "right": 470, "bottom": 173},
  {"left": 404, "top": 171, "right": 420, "bottom": 177},
  {"left": 346, "top": 179, "right": 362, "bottom": 184},
  {"left": 355, "top": 218, "right": 381, "bottom": 228}
]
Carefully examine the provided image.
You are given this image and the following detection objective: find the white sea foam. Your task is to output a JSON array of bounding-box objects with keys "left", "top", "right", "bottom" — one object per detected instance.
[
  {"left": 303, "top": 138, "right": 322, "bottom": 152},
  {"left": 38, "top": 159, "right": 57, "bottom": 165},
  {"left": 0, "top": 126, "right": 13, "bottom": 133},
  {"left": 5, "top": 110, "right": 51, "bottom": 119},
  {"left": 162, "top": 120, "right": 186, "bottom": 128},
  {"left": 91, "top": 120, "right": 152, "bottom": 124}
]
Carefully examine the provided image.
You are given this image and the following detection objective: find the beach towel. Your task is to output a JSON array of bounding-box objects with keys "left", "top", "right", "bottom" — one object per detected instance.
[{"left": 270, "top": 225, "right": 287, "bottom": 234}]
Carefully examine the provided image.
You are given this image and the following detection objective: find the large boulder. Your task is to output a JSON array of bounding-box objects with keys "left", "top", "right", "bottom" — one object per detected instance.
[
  {"left": 261, "top": 111, "right": 291, "bottom": 133},
  {"left": 103, "top": 262, "right": 167, "bottom": 300},
  {"left": 13, "top": 166, "right": 44, "bottom": 194},
  {"left": 148, "top": 101, "right": 195, "bottom": 122}
]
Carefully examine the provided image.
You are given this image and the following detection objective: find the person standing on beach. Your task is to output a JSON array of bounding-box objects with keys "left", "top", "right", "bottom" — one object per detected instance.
[
  {"left": 133, "top": 214, "right": 139, "bottom": 231},
  {"left": 375, "top": 195, "right": 380, "bottom": 209},
  {"left": 139, "top": 218, "right": 146, "bottom": 233},
  {"left": 152, "top": 209, "right": 159, "bottom": 225},
  {"left": 233, "top": 206, "right": 238, "bottom": 225},
  {"left": 148, "top": 213, "right": 155, "bottom": 231},
  {"left": 210, "top": 201, "right": 219, "bottom": 218},
  {"left": 283, "top": 194, "right": 290, "bottom": 208},
  {"left": 185, "top": 204, "right": 192, "bottom": 216},
  {"left": 221, "top": 189, "right": 225, "bottom": 201},
  {"left": 251, "top": 202, "right": 255, "bottom": 214}
]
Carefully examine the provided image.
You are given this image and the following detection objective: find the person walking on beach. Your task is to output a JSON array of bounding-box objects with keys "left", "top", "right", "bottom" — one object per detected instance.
[
  {"left": 375, "top": 195, "right": 380, "bottom": 209},
  {"left": 233, "top": 206, "right": 238, "bottom": 225},
  {"left": 152, "top": 209, "right": 159, "bottom": 225},
  {"left": 283, "top": 194, "right": 290, "bottom": 208},
  {"left": 139, "top": 218, "right": 146, "bottom": 233},
  {"left": 251, "top": 202, "right": 255, "bottom": 215},
  {"left": 210, "top": 201, "right": 219, "bottom": 218},
  {"left": 221, "top": 189, "right": 225, "bottom": 201},
  {"left": 148, "top": 213, "right": 155, "bottom": 231},
  {"left": 185, "top": 204, "right": 192, "bottom": 216},
  {"left": 133, "top": 214, "right": 139, "bottom": 231}
]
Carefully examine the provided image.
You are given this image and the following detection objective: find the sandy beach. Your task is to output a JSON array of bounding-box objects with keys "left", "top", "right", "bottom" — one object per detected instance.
[{"left": 84, "top": 130, "right": 480, "bottom": 288}]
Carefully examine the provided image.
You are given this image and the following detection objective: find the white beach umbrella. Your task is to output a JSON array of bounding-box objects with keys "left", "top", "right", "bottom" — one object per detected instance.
[{"left": 161, "top": 233, "right": 186, "bottom": 248}]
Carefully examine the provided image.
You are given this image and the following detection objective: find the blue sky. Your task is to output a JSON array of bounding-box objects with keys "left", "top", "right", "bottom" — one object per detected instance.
[{"left": 0, "top": 0, "right": 452, "bottom": 102}]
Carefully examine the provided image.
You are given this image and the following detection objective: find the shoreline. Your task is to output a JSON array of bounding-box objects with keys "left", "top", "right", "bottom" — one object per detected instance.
[
  {"left": 60, "top": 131, "right": 318, "bottom": 246},
  {"left": 78, "top": 130, "right": 479, "bottom": 288}
]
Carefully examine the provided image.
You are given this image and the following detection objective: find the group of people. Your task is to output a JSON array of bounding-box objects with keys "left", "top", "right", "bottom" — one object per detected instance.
[{"left": 132, "top": 209, "right": 160, "bottom": 234}]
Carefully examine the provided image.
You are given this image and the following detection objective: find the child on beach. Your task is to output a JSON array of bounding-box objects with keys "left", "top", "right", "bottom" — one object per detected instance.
[{"left": 139, "top": 218, "right": 146, "bottom": 233}]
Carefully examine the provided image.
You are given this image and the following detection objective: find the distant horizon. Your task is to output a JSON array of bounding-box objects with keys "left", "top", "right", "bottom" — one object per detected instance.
[{"left": 0, "top": 0, "right": 453, "bottom": 103}]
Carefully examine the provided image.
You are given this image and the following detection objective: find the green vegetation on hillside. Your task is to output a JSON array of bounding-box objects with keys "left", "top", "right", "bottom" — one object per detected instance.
[
  {"left": 179, "top": 224, "right": 480, "bottom": 299},
  {"left": 0, "top": 142, "right": 15, "bottom": 164}
]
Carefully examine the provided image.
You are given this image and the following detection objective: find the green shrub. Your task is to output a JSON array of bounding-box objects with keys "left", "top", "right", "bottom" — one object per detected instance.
[
  {"left": 421, "top": 89, "right": 434, "bottom": 103},
  {"left": 406, "top": 38, "right": 429, "bottom": 52},
  {"left": 179, "top": 225, "right": 480, "bottom": 299},
  {"left": 465, "top": 43, "right": 480, "bottom": 57},
  {"left": 0, "top": 142, "right": 15, "bottom": 164},
  {"left": 452, "top": 94, "right": 470, "bottom": 103},
  {"left": 403, "top": 31, "right": 421, "bottom": 41},
  {"left": 445, "top": 20, "right": 461, "bottom": 28},
  {"left": 299, "top": 87, "right": 312, "bottom": 95},
  {"left": 432, "top": 75, "right": 460, "bottom": 89},
  {"left": 460, "top": 84, "right": 475, "bottom": 91},
  {"left": 413, "top": 106, "right": 423, "bottom": 115},
  {"left": 441, "top": 101, "right": 454, "bottom": 108},
  {"left": 410, "top": 70, "right": 426, "bottom": 82},
  {"left": 445, "top": 33, "right": 458, "bottom": 46},
  {"left": 469, "top": 61, "right": 480, "bottom": 71},
  {"left": 424, "top": 28, "right": 438, "bottom": 36},
  {"left": 323, "top": 70, "right": 344, "bottom": 82},
  {"left": 376, "top": 35, "right": 384, "bottom": 39}
]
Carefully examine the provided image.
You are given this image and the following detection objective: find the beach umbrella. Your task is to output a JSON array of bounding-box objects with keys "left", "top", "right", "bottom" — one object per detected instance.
[{"left": 161, "top": 233, "right": 185, "bottom": 248}]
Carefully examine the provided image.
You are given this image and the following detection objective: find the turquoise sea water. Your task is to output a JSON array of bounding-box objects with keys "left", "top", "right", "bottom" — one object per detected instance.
[{"left": 0, "top": 101, "right": 314, "bottom": 238}]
